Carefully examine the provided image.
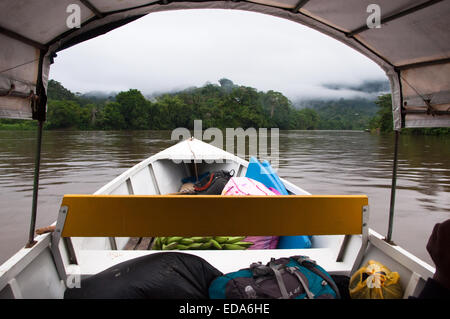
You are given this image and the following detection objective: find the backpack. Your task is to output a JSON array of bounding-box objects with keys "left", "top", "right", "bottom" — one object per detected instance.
[
  {"left": 194, "top": 170, "right": 234, "bottom": 195},
  {"left": 209, "top": 256, "right": 340, "bottom": 299}
]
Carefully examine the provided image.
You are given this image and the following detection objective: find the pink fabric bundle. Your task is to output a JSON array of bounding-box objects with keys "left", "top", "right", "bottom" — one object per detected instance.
[
  {"left": 221, "top": 177, "right": 277, "bottom": 196},
  {"left": 221, "top": 177, "right": 279, "bottom": 249}
]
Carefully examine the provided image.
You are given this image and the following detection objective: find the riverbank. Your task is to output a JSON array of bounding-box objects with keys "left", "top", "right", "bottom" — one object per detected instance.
[
  {"left": 2, "top": 122, "right": 449, "bottom": 136},
  {"left": 0, "top": 122, "right": 36, "bottom": 130},
  {"left": 4, "top": 81, "right": 448, "bottom": 134},
  {"left": 369, "top": 127, "right": 450, "bottom": 136}
]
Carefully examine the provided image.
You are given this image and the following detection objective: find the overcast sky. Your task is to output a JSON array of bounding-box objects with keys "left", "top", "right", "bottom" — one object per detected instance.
[{"left": 49, "top": 9, "right": 388, "bottom": 101}]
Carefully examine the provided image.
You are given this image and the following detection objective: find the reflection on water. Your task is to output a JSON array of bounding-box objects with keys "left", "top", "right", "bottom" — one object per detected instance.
[{"left": 0, "top": 130, "right": 449, "bottom": 265}]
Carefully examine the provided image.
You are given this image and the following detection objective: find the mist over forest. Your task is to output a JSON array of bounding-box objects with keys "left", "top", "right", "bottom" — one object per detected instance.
[{"left": 1, "top": 78, "right": 446, "bottom": 134}]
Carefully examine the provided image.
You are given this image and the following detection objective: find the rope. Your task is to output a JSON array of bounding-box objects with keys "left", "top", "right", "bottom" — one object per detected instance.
[
  {"left": 0, "top": 59, "right": 39, "bottom": 75},
  {"left": 400, "top": 74, "right": 438, "bottom": 115},
  {"left": 187, "top": 137, "right": 199, "bottom": 181}
]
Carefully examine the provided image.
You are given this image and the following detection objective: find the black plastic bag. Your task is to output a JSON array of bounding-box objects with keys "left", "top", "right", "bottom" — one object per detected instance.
[{"left": 64, "top": 252, "right": 222, "bottom": 299}]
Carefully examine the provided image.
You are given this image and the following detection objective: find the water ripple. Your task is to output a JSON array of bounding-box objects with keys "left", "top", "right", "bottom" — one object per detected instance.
[{"left": 0, "top": 130, "right": 449, "bottom": 265}]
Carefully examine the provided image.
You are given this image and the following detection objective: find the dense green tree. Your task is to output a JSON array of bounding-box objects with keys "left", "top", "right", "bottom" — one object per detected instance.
[
  {"left": 115, "top": 89, "right": 150, "bottom": 129},
  {"left": 47, "top": 80, "right": 78, "bottom": 101},
  {"left": 6, "top": 79, "right": 441, "bottom": 134},
  {"left": 98, "top": 102, "right": 126, "bottom": 130},
  {"left": 373, "top": 94, "right": 393, "bottom": 132},
  {"left": 40, "top": 80, "right": 322, "bottom": 131},
  {"left": 153, "top": 95, "right": 192, "bottom": 129},
  {"left": 262, "top": 90, "right": 291, "bottom": 128},
  {"left": 45, "top": 100, "right": 81, "bottom": 129},
  {"left": 288, "top": 108, "right": 319, "bottom": 130},
  {"left": 301, "top": 108, "right": 319, "bottom": 130},
  {"left": 303, "top": 98, "right": 378, "bottom": 130},
  {"left": 218, "top": 78, "right": 235, "bottom": 93}
]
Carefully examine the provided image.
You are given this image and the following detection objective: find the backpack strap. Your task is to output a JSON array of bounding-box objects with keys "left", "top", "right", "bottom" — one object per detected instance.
[
  {"left": 250, "top": 260, "right": 291, "bottom": 299},
  {"left": 287, "top": 267, "right": 315, "bottom": 299},
  {"left": 269, "top": 263, "right": 290, "bottom": 299},
  {"left": 250, "top": 262, "right": 271, "bottom": 277},
  {"left": 250, "top": 257, "right": 337, "bottom": 299},
  {"left": 194, "top": 173, "right": 215, "bottom": 191},
  {"left": 268, "top": 259, "right": 316, "bottom": 300},
  {"left": 292, "top": 256, "right": 341, "bottom": 299}
]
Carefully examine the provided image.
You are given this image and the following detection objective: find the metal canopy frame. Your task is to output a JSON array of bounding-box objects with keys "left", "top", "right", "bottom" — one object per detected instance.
[
  {"left": 396, "top": 57, "right": 450, "bottom": 71},
  {"left": 1, "top": 0, "right": 447, "bottom": 250},
  {"left": 1, "top": 0, "right": 447, "bottom": 124},
  {"left": 292, "top": 0, "right": 310, "bottom": 13},
  {"left": 35, "top": 0, "right": 445, "bottom": 73},
  {"left": 0, "top": 26, "right": 47, "bottom": 51},
  {"left": 346, "top": 0, "right": 444, "bottom": 37},
  {"left": 79, "top": 0, "right": 104, "bottom": 18}
]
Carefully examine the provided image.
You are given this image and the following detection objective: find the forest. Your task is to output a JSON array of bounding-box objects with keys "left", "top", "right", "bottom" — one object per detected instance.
[
  {"left": 0, "top": 78, "right": 448, "bottom": 135},
  {"left": 43, "top": 78, "right": 322, "bottom": 130}
]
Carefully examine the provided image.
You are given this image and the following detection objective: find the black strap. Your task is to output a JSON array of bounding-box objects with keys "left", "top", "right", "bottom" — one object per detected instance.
[
  {"left": 295, "top": 257, "right": 341, "bottom": 299},
  {"left": 287, "top": 267, "right": 315, "bottom": 299},
  {"left": 249, "top": 256, "right": 340, "bottom": 299},
  {"left": 269, "top": 264, "right": 290, "bottom": 299}
]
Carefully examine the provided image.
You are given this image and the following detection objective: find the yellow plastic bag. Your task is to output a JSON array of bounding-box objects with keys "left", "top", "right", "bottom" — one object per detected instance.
[{"left": 349, "top": 260, "right": 403, "bottom": 299}]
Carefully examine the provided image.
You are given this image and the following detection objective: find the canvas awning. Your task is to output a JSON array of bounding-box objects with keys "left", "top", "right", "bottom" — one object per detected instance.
[{"left": 1, "top": 0, "right": 449, "bottom": 129}]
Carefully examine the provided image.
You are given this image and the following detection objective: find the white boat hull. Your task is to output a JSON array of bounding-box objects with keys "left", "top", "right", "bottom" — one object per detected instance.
[{"left": 0, "top": 138, "right": 435, "bottom": 299}]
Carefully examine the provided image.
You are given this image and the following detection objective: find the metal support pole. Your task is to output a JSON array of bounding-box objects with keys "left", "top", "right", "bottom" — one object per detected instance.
[
  {"left": 26, "top": 120, "right": 44, "bottom": 248},
  {"left": 386, "top": 130, "right": 399, "bottom": 244}
]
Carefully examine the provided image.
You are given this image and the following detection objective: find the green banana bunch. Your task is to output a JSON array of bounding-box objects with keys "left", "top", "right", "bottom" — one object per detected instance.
[{"left": 152, "top": 236, "right": 254, "bottom": 250}]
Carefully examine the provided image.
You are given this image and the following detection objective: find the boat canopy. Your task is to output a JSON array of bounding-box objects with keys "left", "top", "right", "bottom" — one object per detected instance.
[{"left": 0, "top": 0, "right": 449, "bottom": 129}]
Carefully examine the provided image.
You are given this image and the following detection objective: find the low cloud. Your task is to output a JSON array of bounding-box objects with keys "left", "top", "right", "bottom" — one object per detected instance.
[{"left": 50, "top": 9, "right": 387, "bottom": 101}]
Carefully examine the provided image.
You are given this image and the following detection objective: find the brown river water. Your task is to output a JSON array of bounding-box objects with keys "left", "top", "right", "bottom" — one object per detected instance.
[{"left": 0, "top": 130, "right": 449, "bottom": 266}]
